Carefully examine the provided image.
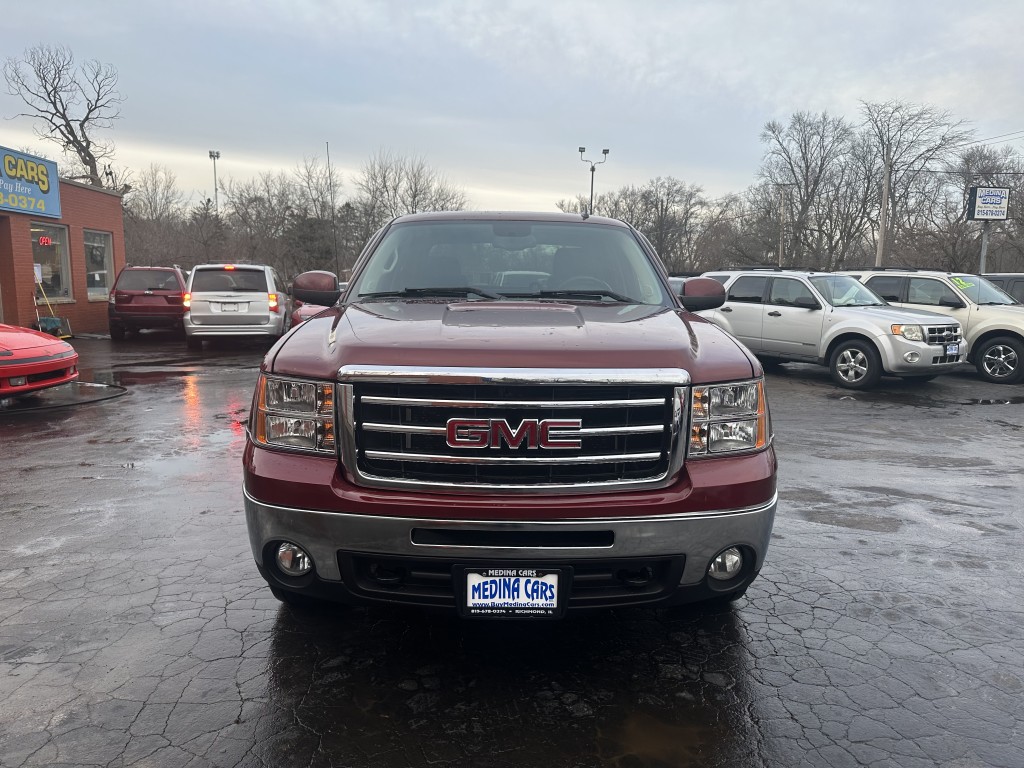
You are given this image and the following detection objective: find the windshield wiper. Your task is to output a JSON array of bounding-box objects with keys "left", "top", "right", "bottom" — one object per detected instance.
[
  {"left": 506, "top": 289, "right": 634, "bottom": 303},
  {"left": 357, "top": 286, "right": 503, "bottom": 300}
]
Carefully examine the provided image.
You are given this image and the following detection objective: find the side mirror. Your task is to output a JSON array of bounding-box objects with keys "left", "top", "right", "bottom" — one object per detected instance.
[
  {"left": 292, "top": 270, "right": 341, "bottom": 307},
  {"left": 679, "top": 277, "right": 726, "bottom": 312},
  {"left": 939, "top": 297, "right": 965, "bottom": 309},
  {"left": 793, "top": 296, "right": 821, "bottom": 310}
]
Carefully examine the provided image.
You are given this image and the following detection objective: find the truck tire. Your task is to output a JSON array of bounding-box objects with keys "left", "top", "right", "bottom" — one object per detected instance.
[
  {"left": 829, "top": 339, "right": 882, "bottom": 389},
  {"left": 975, "top": 336, "right": 1024, "bottom": 384}
]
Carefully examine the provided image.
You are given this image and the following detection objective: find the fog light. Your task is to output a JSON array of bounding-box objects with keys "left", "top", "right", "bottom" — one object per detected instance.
[
  {"left": 9, "top": 376, "right": 27, "bottom": 386},
  {"left": 708, "top": 547, "right": 743, "bottom": 581},
  {"left": 904, "top": 351, "right": 920, "bottom": 363},
  {"left": 276, "top": 542, "right": 312, "bottom": 576}
]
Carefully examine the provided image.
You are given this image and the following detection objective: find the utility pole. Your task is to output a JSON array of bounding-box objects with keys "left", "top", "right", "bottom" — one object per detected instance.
[
  {"left": 777, "top": 186, "right": 787, "bottom": 267},
  {"left": 979, "top": 220, "right": 991, "bottom": 273},
  {"left": 578, "top": 147, "right": 609, "bottom": 215},
  {"left": 875, "top": 148, "right": 891, "bottom": 267},
  {"left": 208, "top": 150, "right": 221, "bottom": 214}
]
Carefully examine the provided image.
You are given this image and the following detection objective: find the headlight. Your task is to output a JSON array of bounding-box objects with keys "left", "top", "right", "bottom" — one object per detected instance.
[
  {"left": 891, "top": 324, "right": 924, "bottom": 342},
  {"left": 689, "top": 379, "right": 770, "bottom": 457},
  {"left": 253, "top": 374, "right": 336, "bottom": 453}
]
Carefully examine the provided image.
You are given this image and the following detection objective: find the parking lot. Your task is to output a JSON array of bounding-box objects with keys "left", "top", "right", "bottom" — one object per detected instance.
[{"left": 1, "top": 334, "right": 1022, "bottom": 768}]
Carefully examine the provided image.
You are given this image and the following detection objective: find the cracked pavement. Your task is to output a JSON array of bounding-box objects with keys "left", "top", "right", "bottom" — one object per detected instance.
[{"left": 1, "top": 337, "right": 1022, "bottom": 767}]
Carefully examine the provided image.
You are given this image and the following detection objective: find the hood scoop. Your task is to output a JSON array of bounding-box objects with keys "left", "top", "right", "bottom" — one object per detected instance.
[{"left": 442, "top": 302, "right": 584, "bottom": 328}]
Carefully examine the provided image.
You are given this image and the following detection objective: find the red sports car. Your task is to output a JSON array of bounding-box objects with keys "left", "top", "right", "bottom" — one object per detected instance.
[{"left": 0, "top": 324, "right": 79, "bottom": 398}]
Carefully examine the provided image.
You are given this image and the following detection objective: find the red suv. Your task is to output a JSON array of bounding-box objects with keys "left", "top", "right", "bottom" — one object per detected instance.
[{"left": 108, "top": 265, "right": 188, "bottom": 340}]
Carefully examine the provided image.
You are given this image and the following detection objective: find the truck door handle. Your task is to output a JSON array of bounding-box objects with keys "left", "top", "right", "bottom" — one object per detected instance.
[
  {"left": 720, "top": 306, "right": 733, "bottom": 312},
  {"left": 767, "top": 311, "right": 782, "bottom": 316}
]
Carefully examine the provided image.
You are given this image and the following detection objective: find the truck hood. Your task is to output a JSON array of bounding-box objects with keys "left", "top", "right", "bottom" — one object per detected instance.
[
  {"left": 849, "top": 305, "right": 961, "bottom": 325},
  {"left": 269, "top": 300, "right": 755, "bottom": 384}
]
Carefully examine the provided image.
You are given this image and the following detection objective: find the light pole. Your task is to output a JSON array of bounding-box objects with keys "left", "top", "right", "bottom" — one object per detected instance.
[
  {"left": 578, "top": 147, "right": 609, "bottom": 215},
  {"left": 208, "top": 150, "right": 221, "bottom": 214}
]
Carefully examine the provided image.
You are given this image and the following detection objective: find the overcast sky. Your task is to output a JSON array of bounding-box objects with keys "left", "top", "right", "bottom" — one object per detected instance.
[{"left": 3, "top": 0, "right": 1023, "bottom": 212}]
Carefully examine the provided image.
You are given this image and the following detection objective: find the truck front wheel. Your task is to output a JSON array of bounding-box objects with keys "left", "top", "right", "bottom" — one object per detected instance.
[
  {"left": 975, "top": 336, "right": 1024, "bottom": 384},
  {"left": 829, "top": 340, "right": 882, "bottom": 389}
]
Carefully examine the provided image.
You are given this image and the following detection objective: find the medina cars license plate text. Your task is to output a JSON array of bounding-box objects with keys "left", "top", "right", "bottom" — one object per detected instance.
[{"left": 460, "top": 567, "right": 565, "bottom": 618}]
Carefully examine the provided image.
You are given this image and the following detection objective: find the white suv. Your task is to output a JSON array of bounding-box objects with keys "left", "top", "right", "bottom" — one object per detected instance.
[
  {"left": 698, "top": 270, "right": 963, "bottom": 389},
  {"left": 184, "top": 264, "right": 292, "bottom": 349},
  {"left": 841, "top": 269, "right": 1024, "bottom": 384}
]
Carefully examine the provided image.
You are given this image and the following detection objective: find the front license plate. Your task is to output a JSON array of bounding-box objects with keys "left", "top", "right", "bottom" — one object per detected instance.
[
  {"left": 946, "top": 343, "right": 960, "bottom": 355},
  {"left": 458, "top": 567, "right": 568, "bottom": 619}
]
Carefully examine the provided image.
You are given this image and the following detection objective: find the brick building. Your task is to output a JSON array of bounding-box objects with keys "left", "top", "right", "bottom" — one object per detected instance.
[{"left": 1, "top": 147, "right": 126, "bottom": 335}]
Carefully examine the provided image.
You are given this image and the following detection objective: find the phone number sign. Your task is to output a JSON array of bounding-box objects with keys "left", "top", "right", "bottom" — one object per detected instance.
[
  {"left": 0, "top": 145, "right": 61, "bottom": 219},
  {"left": 967, "top": 186, "right": 1010, "bottom": 221}
]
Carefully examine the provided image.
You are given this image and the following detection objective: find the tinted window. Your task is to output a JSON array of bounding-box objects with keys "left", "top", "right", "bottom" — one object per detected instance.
[
  {"left": 767, "top": 277, "right": 815, "bottom": 306},
  {"left": 192, "top": 268, "right": 269, "bottom": 292},
  {"left": 907, "top": 278, "right": 960, "bottom": 306},
  {"left": 864, "top": 275, "right": 903, "bottom": 302},
  {"left": 1005, "top": 280, "right": 1024, "bottom": 303},
  {"left": 116, "top": 269, "right": 180, "bottom": 291},
  {"left": 727, "top": 275, "right": 767, "bottom": 303}
]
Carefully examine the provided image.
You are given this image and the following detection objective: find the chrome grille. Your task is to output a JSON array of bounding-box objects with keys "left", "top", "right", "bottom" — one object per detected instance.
[
  {"left": 337, "top": 367, "right": 690, "bottom": 494},
  {"left": 925, "top": 325, "right": 961, "bottom": 344}
]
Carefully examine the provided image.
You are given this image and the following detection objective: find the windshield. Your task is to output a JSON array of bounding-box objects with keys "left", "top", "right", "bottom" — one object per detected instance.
[
  {"left": 809, "top": 275, "right": 886, "bottom": 307},
  {"left": 350, "top": 220, "right": 671, "bottom": 305},
  {"left": 949, "top": 275, "right": 1019, "bottom": 305}
]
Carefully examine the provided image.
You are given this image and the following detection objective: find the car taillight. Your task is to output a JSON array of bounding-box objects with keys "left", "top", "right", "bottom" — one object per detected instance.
[
  {"left": 183, "top": 292, "right": 192, "bottom": 309},
  {"left": 268, "top": 293, "right": 279, "bottom": 312},
  {"left": 108, "top": 292, "right": 115, "bottom": 305}
]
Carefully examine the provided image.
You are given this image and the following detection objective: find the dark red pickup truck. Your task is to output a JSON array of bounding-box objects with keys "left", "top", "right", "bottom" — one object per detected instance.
[{"left": 243, "top": 212, "right": 777, "bottom": 618}]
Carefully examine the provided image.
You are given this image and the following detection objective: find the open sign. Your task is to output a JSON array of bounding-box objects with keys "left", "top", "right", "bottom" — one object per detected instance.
[{"left": 38, "top": 236, "right": 53, "bottom": 246}]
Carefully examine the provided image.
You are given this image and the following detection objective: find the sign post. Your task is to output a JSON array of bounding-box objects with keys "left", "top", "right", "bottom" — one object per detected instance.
[{"left": 967, "top": 187, "right": 1011, "bottom": 273}]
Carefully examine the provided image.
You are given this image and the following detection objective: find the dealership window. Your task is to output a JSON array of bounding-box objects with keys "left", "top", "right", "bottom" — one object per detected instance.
[
  {"left": 32, "top": 222, "right": 71, "bottom": 302},
  {"left": 84, "top": 230, "right": 114, "bottom": 300}
]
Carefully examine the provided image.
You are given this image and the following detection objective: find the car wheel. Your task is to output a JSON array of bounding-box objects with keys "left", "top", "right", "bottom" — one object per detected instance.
[
  {"left": 975, "top": 336, "right": 1024, "bottom": 384},
  {"left": 110, "top": 325, "right": 126, "bottom": 341},
  {"left": 829, "top": 339, "right": 882, "bottom": 389},
  {"left": 186, "top": 335, "right": 202, "bottom": 350},
  {"left": 270, "top": 586, "right": 322, "bottom": 610}
]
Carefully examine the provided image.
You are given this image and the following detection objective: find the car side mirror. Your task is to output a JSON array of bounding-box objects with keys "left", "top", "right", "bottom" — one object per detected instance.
[
  {"left": 292, "top": 270, "right": 341, "bottom": 307},
  {"left": 679, "top": 277, "right": 726, "bottom": 312},
  {"left": 939, "top": 297, "right": 965, "bottom": 308},
  {"left": 793, "top": 296, "right": 821, "bottom": 310}
]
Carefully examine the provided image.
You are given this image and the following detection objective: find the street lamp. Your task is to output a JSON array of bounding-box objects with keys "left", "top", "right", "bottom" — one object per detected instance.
[
  {"left": 208, "top": 150, "right": 221, "bottom": 213},
  {"left": 578, "top": 147, "right": 609, "bottom": 215}
]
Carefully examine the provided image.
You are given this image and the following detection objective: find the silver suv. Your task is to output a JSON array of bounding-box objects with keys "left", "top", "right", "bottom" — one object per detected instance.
[
  {"left": 184, "top": 264, "right": 292, "bottom": 349},
  {"left": 697, "top": 270, "right": 963, "bottom": 389},
  {"left": 841, "top": 269, "right": 1024, "bottom": 384}
]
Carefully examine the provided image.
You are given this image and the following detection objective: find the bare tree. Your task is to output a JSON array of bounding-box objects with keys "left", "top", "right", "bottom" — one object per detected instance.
[
  {"left": 3, "top": 44, "right": 124, "bottom": 187},
  {"left": 354, "top": 150, "right": 468, "bottom": 236},
  {"left": 861, "top": 100, "right": 973, "bottom": 262},
  {"left": 122, "top": 165, "right": 187, "bottom": 266}
]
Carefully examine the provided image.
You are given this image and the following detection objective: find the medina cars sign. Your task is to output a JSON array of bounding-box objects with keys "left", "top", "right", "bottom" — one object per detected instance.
[
  {"left": 0, "top": 145, "right": 61, "bottom": 219},
  {"left": 967, "top": 186, "right": 1010, "bottom": 221}
]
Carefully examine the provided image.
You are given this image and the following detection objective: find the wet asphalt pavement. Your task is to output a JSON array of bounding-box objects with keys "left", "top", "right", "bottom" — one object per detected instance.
[{"left": 1, "top": 333, "right": 1022, "bottom": 768}]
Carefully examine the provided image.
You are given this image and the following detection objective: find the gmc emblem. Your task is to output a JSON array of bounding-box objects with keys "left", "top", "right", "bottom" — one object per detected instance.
[{"left": 446, "top": 418, "right": 583, "bottom": 449}]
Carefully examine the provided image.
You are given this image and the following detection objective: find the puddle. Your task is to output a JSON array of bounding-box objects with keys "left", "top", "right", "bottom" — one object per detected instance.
[
  {"left": 0, "top": 382, "right": 127, "bottom": 413},
  {"left": 961, "top": 397, "right": 1024, "bottom": 406}
]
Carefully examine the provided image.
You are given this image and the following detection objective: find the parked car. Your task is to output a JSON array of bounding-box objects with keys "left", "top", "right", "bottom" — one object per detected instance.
[
  {"left": 244, "top": 212, "right": 777, "bottom": 616},
  {"left": 184, "top": 264, "right": 292, "bottom": 349},
  {"left": 983, "top": 273, "right": 1024, "bottom": 304},
  {"left": 840, "top": 269, "right": 1024, "bottom": 384},
  {"left": 289, "top": 282, "right": 346, "bottom": 327},
  {"left": 0, "top": 324, "right": 79, "bottom": 399},
  {"left": 108, "top": 265, "right": 189, "bottom": 340},
  {"left": 697, "top": 269, "right": 963, "bottom": 389}
]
